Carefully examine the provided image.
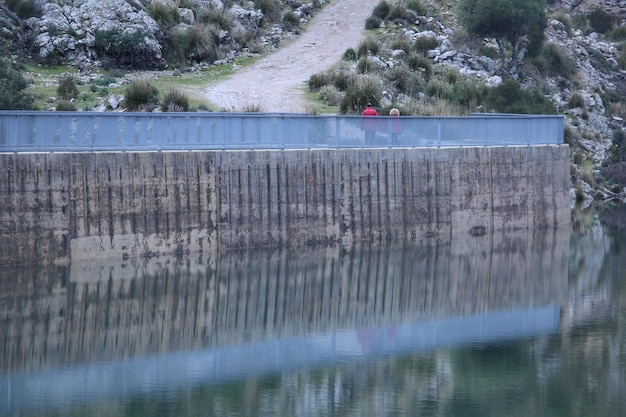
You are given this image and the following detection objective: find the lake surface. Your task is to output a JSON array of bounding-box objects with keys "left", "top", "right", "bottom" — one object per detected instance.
[{"left": 1, "top": 204, "right": 625, "bottom": 417}]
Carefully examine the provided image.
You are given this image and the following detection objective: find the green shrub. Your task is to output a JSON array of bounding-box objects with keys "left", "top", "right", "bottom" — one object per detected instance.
[
  {"left": 405, "top": 0, "right": 426, "bottom": 15},
  {"left": 147, "top": 2, "right": 181, "bottom": 28},
  {"left": 57, "top": 76, "right": 79, "bottom": 101},
  {"left": 318, "top": 85, "right": 342, "bottom": 106},
  {"left": 166, "top": 25, "right": 219, "bottom": 65},
  {"left": 406, "top": 54, "right": 431, "bottom": 76},
  {"left": 571, "top": 14, "right": 588, "bottom": 33},
  {"left": 425, "top": 80, "right": 450, "bottom": 99},
  {"left": 365, "top": 15, "right": 383, "bottom": 29},
  {"left": 0, "top": 58, "right": 34, "bottom": 110},
  {"left": 124, "top": 79, "right": 160, "bottom": 111},
  {"left": 414, "top": 36, "right": 439, "bottom": 55},
  {"left": 607, "top": 26, "right": 626, "bottom": 42},
  {"left": 331, "top": 71, "right": 356, "bottom": 91},
  {"left": 357, "top": 57, "right": 373, "bottom": 74},
  {"left": 617, "top": 42, "right": 626, "bottom": 70},
  {"left": 254, "top": 0, "right": 281, "bottom": 24},
  {"left": 198, "top": 8, "right": 234, "bottom": 30},
  {"left": 389, "top": 4, "right": 412, "bottom": 21},
  {"left": 282, "top": 11, "right": 301, "bottom": 31},
  {"left": 588, "top": 7, "right": 617, "bottom": 34},
  {"left": 563, "top": 125, "right": 574, "bottom": 146},
  {"left": 340, "top": 77, "right": 382, "bottom": 114},
  {"left": 372, "top": 1, "right": 391, "bottom": 19},
  {"left": 449, "top": 79, "right": 486, "bottom": 108},
  {"left": 94, "top": 29, "right": 159, "bottom": 69},
  {"left": 55, "top": 100, "right": 76, "bottom": 111},
  {"left": 534, "top": 42, "right": 576, "bottom": 78},
  {"left": 390, "top": 34, "right": 412, "bottom": 53},
  {"left": 343, "top": 48, "right": 358, "bottom": 61},
  {"left": 308, "top": 72, "right": 331, "bottom": 92},
  {"left": 551, "top": 10, "right": 572, "bottom": 36},
  {"left": 357, "top": 37, "right": 381, "bottom": 58},
  {"left": 5, "top": 0, "right": 36, "bottom": 19},
  {"left": 482, "top": 78, "right": 556, "bottom": 114},
  {"left": 241, "top": 103, "right": 263, "bottom": 112},
  {"left": 161, "top": 89, "right": 189, "bottom": 112},
  {"left": 568, "top": 92, "right": 585, "bottom": 109}
]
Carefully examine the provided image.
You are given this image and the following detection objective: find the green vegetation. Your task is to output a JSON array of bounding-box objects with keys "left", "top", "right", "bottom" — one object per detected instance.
[
  {"left": 124, "top": 79, "right": 160, "bottom": 111},
  {"left": 587, "top": 7, "right": 618, "bottom": 34},
  {"left": 0, "top": 58, "right": 34, "bottom": 110},
  {"left": 456, "top": 0, "right": 547, "bottom": 68},
  {"left": 482, "top": 78, "right": 556, "bottom": 114},
  {"left": 57, "top": 76, "right": 79, "bottom": 101},
  {"left": 161, "top": 89, "right": 190, "bottom": 112}
]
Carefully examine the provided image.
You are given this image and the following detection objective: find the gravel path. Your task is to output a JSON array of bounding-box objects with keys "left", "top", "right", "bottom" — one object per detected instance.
[{"left": 202, "top": 0, "right": 380, "bottom": 113}]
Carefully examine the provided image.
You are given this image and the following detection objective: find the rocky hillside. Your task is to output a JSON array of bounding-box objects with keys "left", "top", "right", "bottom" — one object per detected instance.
[{"left": 1, "top": 0, "right": 625, "bottom": 205}]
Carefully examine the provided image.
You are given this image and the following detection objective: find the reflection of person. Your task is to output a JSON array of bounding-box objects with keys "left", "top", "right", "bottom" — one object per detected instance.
[
  {"left": 361, "top": 102, "right": 379, "bottom": 144},
  {"left": 389, "top": 108, "right": 402, "bottom": 143}
]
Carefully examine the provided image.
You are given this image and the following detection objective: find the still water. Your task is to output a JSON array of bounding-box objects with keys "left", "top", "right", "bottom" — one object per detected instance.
[{"left": 1, "top": 204, "right": 625, "bottom": 417}]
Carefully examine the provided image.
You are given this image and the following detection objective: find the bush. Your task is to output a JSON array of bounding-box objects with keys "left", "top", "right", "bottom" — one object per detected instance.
[
  {"left": 282, "top": 11, "right": 301, "bottom": 32},
  {"left": 331, "top": 71, "right": 357, "bottom": 91},
  {"left": 406, "top": 54, "right": 431, "bottom": 76},
  {"left": 365, "top": 15, "right": 383, "bottom": 30},
  {"left": 568, "top": 92, "right": 585, "bottom": 109},
  {"left": 308, "top": 72, "right": 331, "bottom": 92},
  {"left": 94, "top": 29, "right": 160, "bottom": 69},
  {"left": 388, "top": 65, "right": 421, "bottom": 94},
  {"left": 357, "top": 57, "right": 373, "bottom": 74},
  {"left": 534, "top": 42, "right": 577, "bottom": 78},
  {"left": 57, "top": 76, "right": 79, "bottom": 101},
  {"left": 254, "top": 0, "right": 281, "bottom": 24},
  {"left": 414, "top": 36, "right": 439, "bottom": 55},
  {"left": 607, "top": 26, "right": 626, "bottom": 42},
  {"left": 147, "top": 2, "right": 181, "bottom": 28},
  {"left": 551, "top": 10, "right": 572, "bottom": 36},
  {"left": 124, "top": 79, "right": 160, "bottom": 111},
  {"left": 55, "top": 100, "right": 76, "bottom": 111},
  {"left": 0, "top": 58, "right": 34, "bottom": 110},
  {"left": 4, "top": 0, "right": 36, "bottom": 19},
  {"left": 449, "top": 79, "right": 486, "bottom": 108},
  {"left": 588, "top": 7, "right": 617, "bottom": 34},
  {"left": 198, "top": 8, "right": 234, "bottom": 30},
  {"left": 166, "top": 25, "right": 219, "bottom": 65},
  {"left": 482, "top": 78, "right": 556, "bottom": 114},
  {"left": 340, "top": 77, "right": 382, "bottom": 114},
  {"left": 318, "top": 85, "right": 342, "bottom": 106},
  {"left": 343, "top": 48, "right": 358, "bottom": 61},
  {"left": 372, "top": 1, "right": 391, "bottom": 20},
  {"left": 406, "top": 0, "right": 426, "bottom": 15},
  {"left": 357, "top": 37, "right": 381, "bottom": 58},
  {"left": 389, "top": 4, "right": 413, "bottom": 22},
  {"left": 161, "top": 89, "right": 189, "bottom": 112}
]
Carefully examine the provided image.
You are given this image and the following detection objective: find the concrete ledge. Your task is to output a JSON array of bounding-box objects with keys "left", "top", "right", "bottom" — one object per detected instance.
[{"left": 0, "top": 145, "right": 571, "bottom": 267}]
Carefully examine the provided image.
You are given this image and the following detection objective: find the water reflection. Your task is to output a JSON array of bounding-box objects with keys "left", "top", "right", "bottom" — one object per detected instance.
[{"left": 1, "top": 227, "right": 571, "bottom": 415}]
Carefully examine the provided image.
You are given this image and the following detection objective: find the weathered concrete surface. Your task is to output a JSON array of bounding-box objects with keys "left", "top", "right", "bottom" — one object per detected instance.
[{"left": 0, "top": 146, "right": 570, "bottom": 267}]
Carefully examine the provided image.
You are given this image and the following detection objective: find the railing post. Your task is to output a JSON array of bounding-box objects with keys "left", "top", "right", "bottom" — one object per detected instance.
[
  {"left": 335, "top": 117, "right": 340, "bottom": 148},
  {"left": 436, "top": 119, "right": 441, "bottom": 148}
]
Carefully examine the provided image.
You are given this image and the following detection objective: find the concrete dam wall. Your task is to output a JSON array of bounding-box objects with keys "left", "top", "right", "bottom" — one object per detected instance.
[{"left": 0, "top": 145, "right": 571, "bottom": 267}]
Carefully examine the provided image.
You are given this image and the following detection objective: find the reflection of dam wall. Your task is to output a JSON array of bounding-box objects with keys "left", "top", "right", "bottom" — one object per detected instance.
[
  {"left": 0, "top": 146, "right": 570, "bottom": 267},
  {"left": 0, "top": 228, "right": 570, "bottom": 374}
]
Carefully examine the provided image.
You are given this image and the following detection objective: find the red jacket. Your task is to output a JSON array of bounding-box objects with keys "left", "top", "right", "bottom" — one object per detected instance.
[{"left": 361, "top": 106, "right": 379, "bottom": 131}]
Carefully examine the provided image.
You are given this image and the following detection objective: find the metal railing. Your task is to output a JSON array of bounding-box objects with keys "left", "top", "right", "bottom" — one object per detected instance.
[{"left": 0, "top": 111, "right": 564, "bottom": 152}]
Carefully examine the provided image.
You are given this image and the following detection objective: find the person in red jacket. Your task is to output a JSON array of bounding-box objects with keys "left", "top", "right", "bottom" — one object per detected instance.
[{"left": 361, "top": 102, "right": 379, "bottom": 144}]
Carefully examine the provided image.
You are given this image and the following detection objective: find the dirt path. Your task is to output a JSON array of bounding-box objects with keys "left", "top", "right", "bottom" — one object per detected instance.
[{"left": 202, "top": 0, "right": 380, "bottom": 113}]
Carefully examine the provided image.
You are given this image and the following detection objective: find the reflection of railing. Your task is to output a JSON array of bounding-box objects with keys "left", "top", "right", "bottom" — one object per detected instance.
[
  {"left": 0, "top": 111, "right": 564, "bottom": 152},
  {"left": 0, "top": 305, "right": 560, "bottom": 413}
]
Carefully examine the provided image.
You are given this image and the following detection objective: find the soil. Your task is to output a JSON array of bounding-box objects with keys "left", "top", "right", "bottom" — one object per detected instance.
[{"left": 202, "top": 0, "right": 381, "bottom": 113}]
